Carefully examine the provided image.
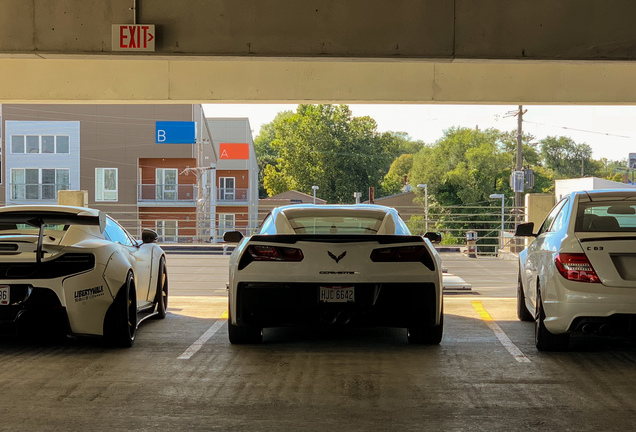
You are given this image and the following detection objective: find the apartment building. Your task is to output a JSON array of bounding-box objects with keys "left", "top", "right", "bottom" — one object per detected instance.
[
  {"left": 0, "top": 104, "right": 229, "bottom": 242},
  {"left": 206, "top": 118, "right": 259, "bottom": 241}
]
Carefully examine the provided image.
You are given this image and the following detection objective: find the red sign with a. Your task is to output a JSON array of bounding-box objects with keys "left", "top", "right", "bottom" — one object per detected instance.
[
  {"left": 112, "top": 24, "right": 155, "bottom": 52},
  {"left": 219, "top": 143, "right": 250, "bottom": 160}
]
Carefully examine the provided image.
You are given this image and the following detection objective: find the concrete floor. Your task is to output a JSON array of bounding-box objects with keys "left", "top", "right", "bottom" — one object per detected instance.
[{"left": 2, "top": 253, "right": 636, "bottom": 431}]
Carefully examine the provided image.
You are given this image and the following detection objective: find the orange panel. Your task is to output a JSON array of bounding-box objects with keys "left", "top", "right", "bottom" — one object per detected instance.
[{"left": 219, "top": 143, "right": 249, "bottom": 159}]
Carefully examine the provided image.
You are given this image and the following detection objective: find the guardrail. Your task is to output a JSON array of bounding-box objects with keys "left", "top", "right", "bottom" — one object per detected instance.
[{"left": 93, "top": 203, "right": 525, "bottom": 257}]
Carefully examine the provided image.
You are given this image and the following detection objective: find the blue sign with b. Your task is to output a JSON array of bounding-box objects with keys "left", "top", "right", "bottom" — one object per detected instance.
[{"left": 156, "top": 121, "right": 196, "bottom": 144}]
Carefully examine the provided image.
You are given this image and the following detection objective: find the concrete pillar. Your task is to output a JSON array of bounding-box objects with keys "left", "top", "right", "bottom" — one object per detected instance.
[
  {"left": 522, "top": 193, "right": 555, "bottom": 249},
  {"left": 58, "top": 190, "right": 88, "bottom": 207},
  {"left": 525, "top": 193, "right": 555, "bottom": 227}
]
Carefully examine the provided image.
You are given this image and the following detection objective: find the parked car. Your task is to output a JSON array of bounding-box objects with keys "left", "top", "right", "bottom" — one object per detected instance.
[
  {"left": 223, "top": 204, "right": 443, "bottom": 344},
  {"left": 515, "top": 189, "right": 636, "bottom": 350},
  {"left": 0, "top": 205, "right": 168, "bottom": 347}
]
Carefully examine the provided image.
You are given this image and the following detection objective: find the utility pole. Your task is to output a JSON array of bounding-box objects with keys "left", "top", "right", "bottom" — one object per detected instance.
[{"left": 516, "top": 104, "right": 523, "bottom": 226}]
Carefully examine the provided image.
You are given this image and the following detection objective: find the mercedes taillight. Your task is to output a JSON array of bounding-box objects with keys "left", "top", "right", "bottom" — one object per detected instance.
[{"left": 555, "top": 253, "right": 600, "bottom": 283}]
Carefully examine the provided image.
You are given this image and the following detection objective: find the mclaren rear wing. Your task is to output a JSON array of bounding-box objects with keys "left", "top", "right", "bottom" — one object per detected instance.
[{"left": 0, "top": 210, "right": 106, "bottom": 264}]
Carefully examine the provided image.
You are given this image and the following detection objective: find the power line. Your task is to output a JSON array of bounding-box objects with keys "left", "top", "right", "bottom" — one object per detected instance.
[{"left": 523, "top": 120, "right": 631, "bottom": 139}]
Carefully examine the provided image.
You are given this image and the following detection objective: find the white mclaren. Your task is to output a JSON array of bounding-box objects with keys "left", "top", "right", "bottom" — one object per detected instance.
[
  {"left": 223, "top": 204, "right": 444, "bottom": 344},
  {"left": 0, "top": 205, "right": 168, "bottom": 347}
]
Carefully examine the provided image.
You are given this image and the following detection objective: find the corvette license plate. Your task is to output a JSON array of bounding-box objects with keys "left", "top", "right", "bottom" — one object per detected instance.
[
  {"left": 0, "top": 285, "right": 9, "bottom": 306},
  {"left": 319, "top": 286, "right": 354, "bottom": 303}
]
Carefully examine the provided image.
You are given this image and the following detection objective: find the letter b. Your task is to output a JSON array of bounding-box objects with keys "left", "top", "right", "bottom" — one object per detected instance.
[{"left": 157, "top": 129, "right": 166, "bottom": 142}]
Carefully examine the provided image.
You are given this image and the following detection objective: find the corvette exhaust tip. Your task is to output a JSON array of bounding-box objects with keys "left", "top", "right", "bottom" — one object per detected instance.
[
  {"left": 336, "top": 311, "right": 351, "bottom": 325},
  {"left": 321, "top": 311, "right": 337, "bottom": 325}
]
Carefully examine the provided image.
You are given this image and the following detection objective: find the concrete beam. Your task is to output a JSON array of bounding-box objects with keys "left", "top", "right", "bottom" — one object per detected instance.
[
  {"left": 2, "top": 1, "right": 636, "bottom": 61},
  {"left": 1, "top": 57, "right": 635, "bottom": 104},
  {"left": 2, "top": 1, "right": 636, "bottom": 104}
]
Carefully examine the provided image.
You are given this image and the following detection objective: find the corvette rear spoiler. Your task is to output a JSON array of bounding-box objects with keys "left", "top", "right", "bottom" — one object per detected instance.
[
  {"left": 0, "top": 210, "right": 106, "bottom": 264},
  {"left": 248, "top": 234, "right": 427, "bottom": 245}
]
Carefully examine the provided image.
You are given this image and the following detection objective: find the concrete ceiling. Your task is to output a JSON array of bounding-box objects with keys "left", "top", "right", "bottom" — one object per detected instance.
[{"left": 1, "top": 0, "right": 636, "bottom": 104}]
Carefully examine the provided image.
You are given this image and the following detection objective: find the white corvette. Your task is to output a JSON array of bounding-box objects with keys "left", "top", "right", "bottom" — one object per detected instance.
[
  {"left": 516, "top": 189, "right": 636, "bottom": 351},
  {"left": 0, "top": 205, "right": 168, "bottom": 347},
  {"left": 223, "top": 204, "right": 443, "bottom": 344}
]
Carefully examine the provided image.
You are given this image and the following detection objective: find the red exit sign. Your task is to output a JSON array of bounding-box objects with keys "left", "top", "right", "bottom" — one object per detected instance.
[{"left": 112, "top": 24, "right": 155, "bottom": 51}]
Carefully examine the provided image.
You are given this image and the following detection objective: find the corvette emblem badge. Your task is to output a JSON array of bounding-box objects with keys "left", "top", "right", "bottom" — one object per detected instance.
[{"left": 328, "top": 251, "right": 347, "bottom": 263}]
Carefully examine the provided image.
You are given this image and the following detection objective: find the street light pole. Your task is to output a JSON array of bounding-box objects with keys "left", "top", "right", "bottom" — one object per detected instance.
[
  {"left": 312, "top": 185, "right": 319, "bottom": 204},
  {"left": 417, "top": 184, "right": 428, "bottom": 232},
  {"left": 490, "top": 193, "right": 505, "bottom": 255}
]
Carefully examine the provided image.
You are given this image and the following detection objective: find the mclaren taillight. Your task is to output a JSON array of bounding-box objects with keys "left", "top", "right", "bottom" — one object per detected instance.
[
  {"left": 370, "top": 246, "right": 426, "bottom": 262},
  {"left": 555, "top": 253, "right": 600, "bottom": 283}
]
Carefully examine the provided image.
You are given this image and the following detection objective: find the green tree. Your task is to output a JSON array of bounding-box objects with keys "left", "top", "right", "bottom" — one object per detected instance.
[
  {"left": 387, "top": 131, "right": 424, "bottom": 156},
  {"left": 540, "top": 136, "right": 593, "bottom": 178},
  {"left": 409, "top": 127, "right": 513, "bottom": 248},
  {"left": 588, "top": 157, "right": 630, "bottom": 182},
  {"left": 262, "top": 104, "right": 398, "bottom": 203},
  {"left": 253, "top": 110, "right": 294, "bottom": 198},
  {"left": 410, "top": 127, "right": 509, "bottom": 204},
  {"left": 380, "top": 153, "right": 413, "bottom": 196},
  {"left": 498, "top": 130, "right": 541, "bottom": 167}
]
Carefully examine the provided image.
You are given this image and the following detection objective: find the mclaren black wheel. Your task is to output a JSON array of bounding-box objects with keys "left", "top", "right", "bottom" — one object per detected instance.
[
  {"left": 105, "top": 272, "right": 138, "bottom": 348},
  {"left": 154, "top": 257, "right": 168, "bottom": 319}
]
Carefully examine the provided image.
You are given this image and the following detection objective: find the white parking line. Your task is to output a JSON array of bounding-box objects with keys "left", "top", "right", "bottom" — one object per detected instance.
[
  {"left": 472, "top": 301, "right": 531, "bottom": 363},
  {"left": 178, "top": 319, "right": 226, "bottom": 360}
]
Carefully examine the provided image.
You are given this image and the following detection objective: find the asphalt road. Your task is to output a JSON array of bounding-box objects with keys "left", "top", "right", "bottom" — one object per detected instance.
[{"left": 2, "top": 253, "right": 636, "bottom": 431}]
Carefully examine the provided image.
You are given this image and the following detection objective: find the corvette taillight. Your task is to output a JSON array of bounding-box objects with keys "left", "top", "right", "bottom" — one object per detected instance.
[
  {"left": 247, "top": 245, "right": 304, "bottom": 262},
  {"left": 555, "top": 253, "right": 600, "bottom": 283},
  {"left": 370, "top": 246, "right": 426, "bottom": 262}
]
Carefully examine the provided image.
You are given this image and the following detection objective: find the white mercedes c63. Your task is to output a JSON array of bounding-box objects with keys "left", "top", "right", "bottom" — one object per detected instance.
[
  {"left": 516, "top": 189, "right": 636, "bottom": 351},
  {"left": 223, "top": 204, "right": 443, "bottom": 345}
]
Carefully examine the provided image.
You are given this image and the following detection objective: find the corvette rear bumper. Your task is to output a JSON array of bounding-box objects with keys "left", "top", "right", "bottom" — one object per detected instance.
[{"left": 235, "top": 282, "right": 440, "bottom": 328}]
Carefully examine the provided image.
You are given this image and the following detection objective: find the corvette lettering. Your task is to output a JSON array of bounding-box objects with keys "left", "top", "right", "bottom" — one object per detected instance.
[{"left": 74, "top": 286, "right": 105, "bottom": 302}]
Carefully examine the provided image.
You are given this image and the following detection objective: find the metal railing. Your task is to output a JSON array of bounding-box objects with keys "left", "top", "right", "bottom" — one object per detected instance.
[
  {"left": 93, "top": 203, "right": 525, "bottom": 254},
  {"left": 137, "top": 184, "right": 201, "bottom": 202},
  {"left": 216, "top": 188, "right": 249, "bottom": 203}
]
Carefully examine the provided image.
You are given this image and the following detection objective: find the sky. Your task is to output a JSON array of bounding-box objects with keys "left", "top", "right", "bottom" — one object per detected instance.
[{"left": 203, "top": 104, "right": 636, "bottom": 163}]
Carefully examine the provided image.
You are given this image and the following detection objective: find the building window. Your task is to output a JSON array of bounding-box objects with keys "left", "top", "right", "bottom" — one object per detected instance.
[
  {"left": 156, "top": 220, "right": 178, "bottom": 243},
  {"left": 156, "top": 168, "right": 178, "bottom": 201},
  {"left": 10, "top": 135, "right": 70, "bottom": 154},
  {"left": 219, "top": 177, "right": 235, "bottom": 200},
  {"left": 56, "top": 136, "right": 70, "bottom": 153},
  {"left": 219, "top": 213, "right": 235, "bottom": 235},
  {"left": 11, "top": 136, "right": 24, "bottom": 153},
  {"left": 11, "top": 168, "right": 69, "bottom": 200},
  {"left": 95, "top": 168, "right": 118, "bottom": 201}
]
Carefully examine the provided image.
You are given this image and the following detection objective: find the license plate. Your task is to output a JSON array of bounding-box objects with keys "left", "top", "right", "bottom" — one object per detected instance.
[
  {"left": 319, "top": 286, "right": 354, "bottom": 303},
  {"left": 0, "top": 285, "right": 9, "bottom": 306}
]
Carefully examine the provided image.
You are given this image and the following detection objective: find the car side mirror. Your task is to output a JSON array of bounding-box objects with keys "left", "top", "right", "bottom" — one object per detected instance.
[
  {"left": 424, "top": 232, "right": 442, "bottom": 243},
  {"left": 142, "top": 228, "right": 158, "bottom": 244},
  {"left": 514, "top": 222, "right": 536, "bottom": 237},
  {"left": 223, "top": 231, "right": 244, "bottom": 243}
]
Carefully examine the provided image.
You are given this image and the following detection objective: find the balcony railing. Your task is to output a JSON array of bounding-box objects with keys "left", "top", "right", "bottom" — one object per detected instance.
[
  {"left": 216, "top": 188, "right": 249, "bottom": 203},
  {"left": 138, "top": 184, "right": 200, "bottom": 203}
]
